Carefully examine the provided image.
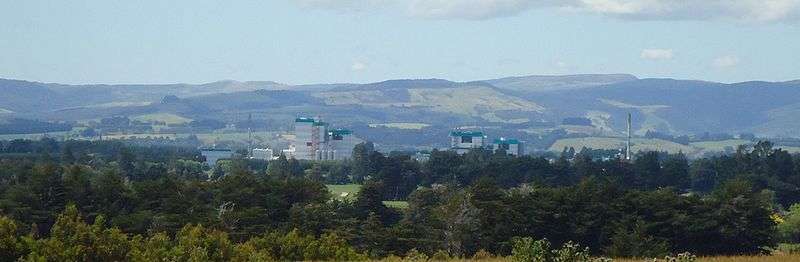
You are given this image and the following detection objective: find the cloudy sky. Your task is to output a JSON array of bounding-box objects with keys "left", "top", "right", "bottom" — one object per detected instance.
[{"left": 1, "top": 0, "right": 798, "bottom": 84}]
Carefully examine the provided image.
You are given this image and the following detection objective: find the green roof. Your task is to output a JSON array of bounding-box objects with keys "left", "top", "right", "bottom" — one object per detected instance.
[
  {"left": 295, "top": 117, "right": 315, "bottom": 123},
  {"left": 494, "top": 138, "right": 520, "bottom": 145},
  {"left": 450, "top": 131, "right": 484, "bottom": 137},
  {"left": 329, "top": 129, "right": 352, "bottom": 135}
]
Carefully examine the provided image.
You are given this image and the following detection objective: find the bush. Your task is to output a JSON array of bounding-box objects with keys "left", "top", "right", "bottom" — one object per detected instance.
[
  {"left": 430, "top": 250, "right": 451, "bottom": 261},
  {"left": 662, "top": 252, "right": 697, "bottom": 262},
  {"left": 0, "top": 216, "right": 21, "bottom": 261},
  {"left": 605, "top": 221, "right": 670, "bottom": 258},
  {"left": 552, "top": 241, "right": 591, "bottom": 262},
  {"left": 511, "top": 237, "right": 551, "bottom": 262},
  {"left": 512, "top": 237, "right": 597, "bottom": 262},
  {"left": 472, "top": 249, "right": 495, "bottom": 260},
  {"left": 776, "top": 243, "right": 800, "bottom": 254},
  {"left": 404, "top": 248, "right": 429, "bottom": 261}
]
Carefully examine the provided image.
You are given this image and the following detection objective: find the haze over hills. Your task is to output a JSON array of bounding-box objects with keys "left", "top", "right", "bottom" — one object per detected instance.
[
  {"left": 3, "top": 74, "right": 800, "bottom": 144},
  {"left": 485, "top": 74, "right": 638, "bottom": 93}
]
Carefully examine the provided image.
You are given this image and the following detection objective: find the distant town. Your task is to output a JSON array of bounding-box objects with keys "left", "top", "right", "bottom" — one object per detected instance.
[{"left": 203, "top": 116, "right": 527, "bottom": 166}]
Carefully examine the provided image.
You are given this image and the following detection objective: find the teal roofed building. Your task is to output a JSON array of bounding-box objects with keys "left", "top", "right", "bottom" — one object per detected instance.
[
  {"left": 294, "top": 116, "right": 356, "bottom": 161},
  {"left": 493, "top": 137, "right": 524, "bottom": 156},
  {"left": 450, "top": 130, "right": 487, "bottom": 154},
  {"left": 325, "top": 128, "right": 356, "bottom": 160},
  {"left": 295, "top": 117, "right": 316, "bottom": 123}
]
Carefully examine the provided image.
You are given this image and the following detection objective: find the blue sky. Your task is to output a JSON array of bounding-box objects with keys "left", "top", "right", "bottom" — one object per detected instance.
[{"left": 0, "top": 0, "right": 798, "bottom": 85}]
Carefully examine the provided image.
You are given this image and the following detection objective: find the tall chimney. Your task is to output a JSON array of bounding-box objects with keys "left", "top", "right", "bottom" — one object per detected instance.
[{"left": 626, "top": 113, "right": 632, "bottom": 161}]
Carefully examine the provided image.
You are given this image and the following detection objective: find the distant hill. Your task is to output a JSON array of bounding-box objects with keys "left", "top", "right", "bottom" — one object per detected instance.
[
  {"left": 0, "top": 78, "right": 285, "bottom": 114},
  {"left": 531, "top": 78, "right": 800, "bottom": 137},
  {"left": 3, "top": 74, "right": 800, "bottom": 141},
  {"left": 485, "top": 74, "right": 637, "bottom": 93}
]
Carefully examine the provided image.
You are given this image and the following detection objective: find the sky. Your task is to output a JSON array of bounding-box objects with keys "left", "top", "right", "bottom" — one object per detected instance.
[{"left": 0, "top": 0, "right": 799, "bottom": 85}]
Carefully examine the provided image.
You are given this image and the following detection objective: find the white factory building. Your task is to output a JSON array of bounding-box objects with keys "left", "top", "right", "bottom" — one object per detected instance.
[
  {"left": 292, "top": 117, "right": 356, "bottom": 161},
  {"left": 449, "top": 130, "right": 487, "bottom": 154},
  {"left": 493, "top": 137, "right": 524, "bottom": 156},
  {"left": 326, "top": 128, "right": 357, "bottom": 160},
  {"left": 250, "top": 148, "right": 275, "bottom": 160}
]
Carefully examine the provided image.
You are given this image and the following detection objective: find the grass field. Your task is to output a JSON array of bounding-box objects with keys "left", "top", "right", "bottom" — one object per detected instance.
[
  {"left": 101, "top": 133, "right": 179, "bottom": 140},
  {"left": 326, "top": 184, "right": 409, "bottom": 209},
  {"left": 696, "top": 254, "right": 800, "bottom": 261},
  {"left": 95, "top": 131, "right": 290, "bottom": 147},
  {"left": 550, "top": 137, "right": 762, "bottom": 158},
  {"left": 380, "top": 254, "right": 800, "bottom": 261},
  {"left": 614, "top": 254, "right": 800, "bottom": 262},
  {"left": 550, "top": 137, "right": 697, "bottom": 155},
  {"left": 373, "top": 254, "right": 800, "bottom": 261},
  {"left": 383, "top": 201, "right": 410, "bottom": 209},
  {"left": 369, "top": 123, "right": 431, "bottom": 130},
  {"left": 689, "top": 139, "right": 751, "bottom": 152},
  {"left": 131, "top": 113, "right": 192, "bottom": 125},
  {"left": 327, "top": 184, "right": 362, "bottom": 199},
  {"left": 0, "top": 131, "right": 72, "bottom": 141}
]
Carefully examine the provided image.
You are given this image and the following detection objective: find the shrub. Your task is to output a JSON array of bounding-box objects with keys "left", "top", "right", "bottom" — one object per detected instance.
[
  {"left": 404, "top": 248, "right": 429, "bottom": 262},
  {"left": 430, "top": 250, "right": 451, "bottom": 261},
  {"left": 552, "top": 241, "right": 591, "bottom": 262},
  {"left": 512, "top": 237, "right": 600, "bottom": 262},
  {"left": 472, "top": 249, "right": 495, "bottom": 260},
  {"left": 776, "top": 243, "right": 800, "bottom": 254},
  {"left": 662, "top": 252, "right": 697, "bottom": 262},
  {"left": 511, "top": 237, "right": 551, "bottom": 262},
  {"left": 0, "top": 216, "right": 22, "bottom": 261}
]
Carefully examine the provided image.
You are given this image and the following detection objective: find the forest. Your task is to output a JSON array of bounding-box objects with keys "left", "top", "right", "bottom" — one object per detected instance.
[{"left": 0, "top": 138, "right": 799, "bottom": 261}]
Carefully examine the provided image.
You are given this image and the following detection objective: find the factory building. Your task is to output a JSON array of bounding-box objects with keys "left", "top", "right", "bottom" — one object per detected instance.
[
  {"left": 293, "top": 117, "right": 355, "bottom": 161},
  {"left": 325, "top": 128, "right": 356, "bottom": 160},
  {"left": 282, "top": 145, "right": 296, "bottom": 159},
  {"left": 493, "top": 137, "right": 523, "bottom": 156},
  {"left": 450, "top": 131, "right": 487, "bottom": 154},
  {"left": 251, "top": 148, "right": 275, "bottom": 160},
  {"left": 200, "top": 149, "right": 233, "bottom": 167},
  {"left": 294, "top": 117, "right": 327, "bottom": 160}
]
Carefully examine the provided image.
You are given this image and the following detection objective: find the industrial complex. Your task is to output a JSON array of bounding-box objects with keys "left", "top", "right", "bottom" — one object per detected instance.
[
  {"left": 235, "top": 118, "right": 526, "bottom": 164},
  {"left": 449, "top": 130, "right": 524, "bottom": 156},
  {"left": 290, "top": 117, "right": 357, "bottom": 161}
]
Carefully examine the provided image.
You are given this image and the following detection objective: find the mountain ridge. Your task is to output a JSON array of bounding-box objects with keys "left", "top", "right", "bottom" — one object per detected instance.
[{"left": 3, "top": 74, "right": 800, "bottom": 138}]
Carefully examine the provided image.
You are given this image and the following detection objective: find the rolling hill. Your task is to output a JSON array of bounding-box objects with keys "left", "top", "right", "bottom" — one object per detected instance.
[{"left": 3, "top": 74, "right": 800, "bottom": 149}]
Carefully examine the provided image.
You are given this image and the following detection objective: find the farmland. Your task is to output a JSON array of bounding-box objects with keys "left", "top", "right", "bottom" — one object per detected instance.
[
  {"left": 549, "top": 137, "right": 768, "bottom": 158},
  {"left": 131, "top": 113, "right": 192, "bottom": 125},
  {"left": 327, "top": 184, "right": 409, "bottom": 208}
]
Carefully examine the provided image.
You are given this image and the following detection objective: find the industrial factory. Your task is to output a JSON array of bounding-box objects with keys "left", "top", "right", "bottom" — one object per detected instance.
[
  {"left": 449, "top": 130, "right": 524, "bottom": 156},
  {"left": 246, "top": 118, "right": 523, "bottom": 164},
  {"left": 291, "top": 117, "right": 357, "bottom": 161}
]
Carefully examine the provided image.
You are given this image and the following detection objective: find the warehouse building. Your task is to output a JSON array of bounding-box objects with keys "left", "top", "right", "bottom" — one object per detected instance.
[
  {"left": 493, "top": 137, "right": 523, "bottom": 156},
  {"left": 450, "top": 130, "right": 487, "bottom": 154},
  {"left": 292, "top": 117, "right": 356, "bottom": 161}
]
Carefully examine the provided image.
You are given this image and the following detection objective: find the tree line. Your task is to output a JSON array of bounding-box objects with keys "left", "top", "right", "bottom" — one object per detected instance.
[{"left": 0, "top": 139, "right": 797, "bottom": 260}]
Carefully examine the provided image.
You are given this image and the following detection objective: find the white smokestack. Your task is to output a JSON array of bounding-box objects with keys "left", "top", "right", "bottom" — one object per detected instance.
[{"left": 626, "top": 113, "right": 631, "bottom": 161}]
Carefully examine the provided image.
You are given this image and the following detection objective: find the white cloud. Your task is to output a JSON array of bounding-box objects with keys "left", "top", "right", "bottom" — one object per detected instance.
[
  {"left": 351, "top": 61, "right": 367, "bottom": 71},
  {"left": 291, "top": 0, "right": 800, "bottom": 22},
  {"left": 579, "top": 0, "right": 800, "bottom": 22},
  {"left": 640, "top": 49, "right": 674, "bottom": 60},
  {"left": 407, "top": 0, "right": 551, "bottom": 20},
  {"left": 713, "top": 55, "right": 740, "bottom": 68}
]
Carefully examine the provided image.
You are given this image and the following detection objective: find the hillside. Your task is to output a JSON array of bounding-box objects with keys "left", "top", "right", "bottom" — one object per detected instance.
[
  {"left": 0, "top": 78, "right": 285, "bottom": 114},
  {"left": 3, "top": 74, "right": 800, "bottom": 149},
  {"left": 531, "top": 79, "right": 800, "bottom": 136},
  {"left": 311, "top": 79, "right": 544, "bottom": 123},
  {"left": 486, "top": 73, "right": 637, "bottom": 93}
]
